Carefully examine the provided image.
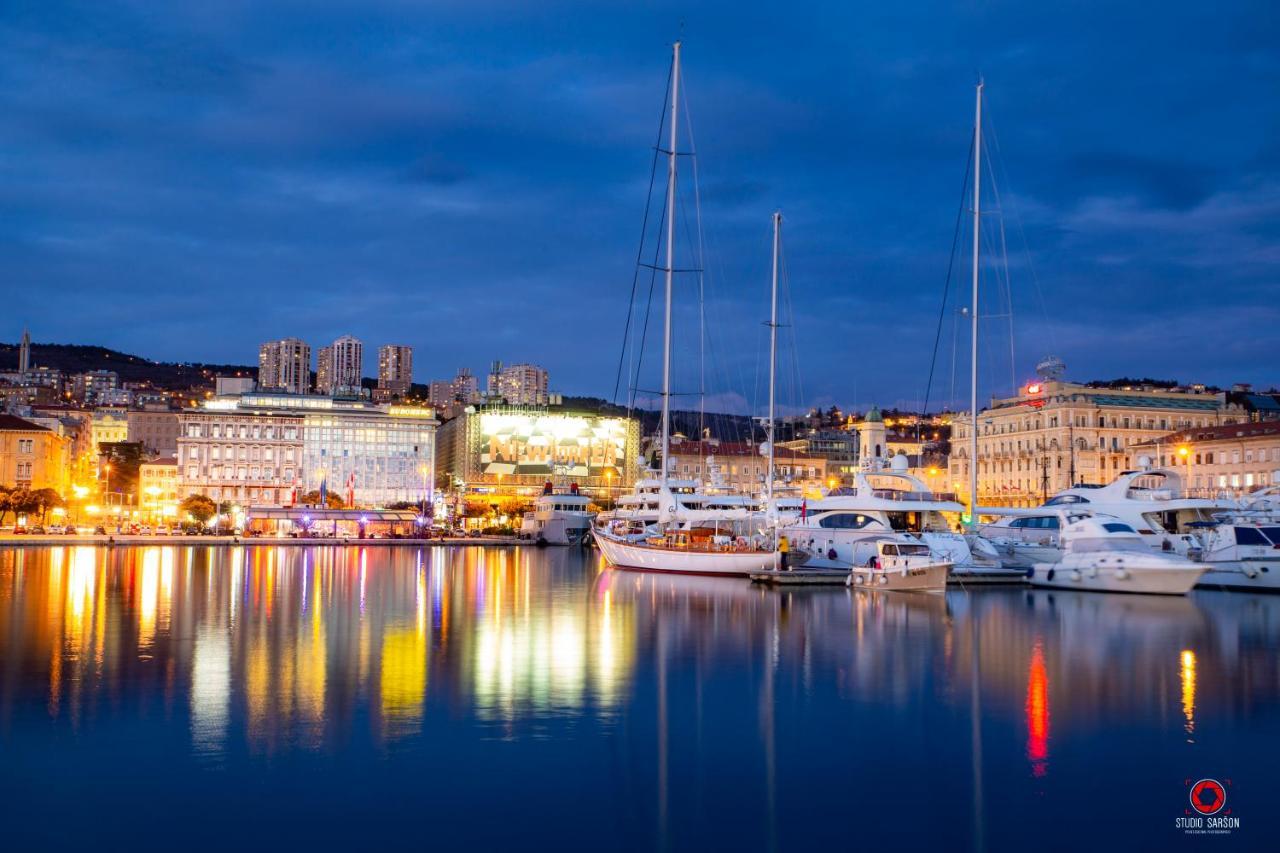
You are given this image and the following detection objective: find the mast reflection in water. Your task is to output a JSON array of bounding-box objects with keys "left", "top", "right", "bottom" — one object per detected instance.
[{"left": 1, "top": 545, "right": 1277, "bottom": 850}]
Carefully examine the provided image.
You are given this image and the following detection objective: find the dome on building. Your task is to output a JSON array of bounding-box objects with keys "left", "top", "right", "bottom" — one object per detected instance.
[{"left": 864, "top": 406, "right": 883, "bottom": 423}]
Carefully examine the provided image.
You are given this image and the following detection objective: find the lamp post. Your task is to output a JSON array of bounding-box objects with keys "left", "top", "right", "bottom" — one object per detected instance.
[{"left": 1178, "top": 444, "right": 1193, "bottom": 496}]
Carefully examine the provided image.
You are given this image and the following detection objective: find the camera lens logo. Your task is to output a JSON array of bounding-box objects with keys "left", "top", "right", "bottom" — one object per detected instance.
[{"left": 1190, "top": 779, "right": 1226, "bottom": 816}]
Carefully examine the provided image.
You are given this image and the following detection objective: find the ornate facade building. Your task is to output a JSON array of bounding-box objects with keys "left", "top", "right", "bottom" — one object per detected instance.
[{"left": 948, "top": 381, "right": 1242, "bottom": 507}]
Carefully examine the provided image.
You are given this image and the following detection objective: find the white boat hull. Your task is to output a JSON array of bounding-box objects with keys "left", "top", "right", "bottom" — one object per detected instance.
[
  {"left": 1195, "top": 560, "right": 1280, "bottom": 592},
  {"left": 592, "top": 529, "right": 780, "bottom": 576},
  {"left": 1029, "top": 559, "right": 1205, "bottom": 595}
]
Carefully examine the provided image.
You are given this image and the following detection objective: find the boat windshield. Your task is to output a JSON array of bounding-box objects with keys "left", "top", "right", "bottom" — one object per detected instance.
[{"left": 1068, "top": 537, "right": 1150, "bottom": 554}]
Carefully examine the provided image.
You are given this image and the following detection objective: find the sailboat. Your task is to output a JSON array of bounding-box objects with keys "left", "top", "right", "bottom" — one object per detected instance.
[{"left": 593, "top": 43, "right": 780, "bottom": 576}]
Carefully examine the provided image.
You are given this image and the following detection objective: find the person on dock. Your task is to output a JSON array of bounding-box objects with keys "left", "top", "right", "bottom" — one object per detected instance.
[{"left": 779, "top": 535, "right": 790, "bottom": 571}]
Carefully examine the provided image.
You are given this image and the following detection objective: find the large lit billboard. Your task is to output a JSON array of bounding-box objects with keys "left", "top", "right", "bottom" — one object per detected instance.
[{"left": 478, "top": 413, "right": 629, "bottom": 479}]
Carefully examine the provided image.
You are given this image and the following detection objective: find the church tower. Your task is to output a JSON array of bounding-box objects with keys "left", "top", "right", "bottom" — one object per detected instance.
[
  {"left": 858, "top": 406, "right": 887, "bottom": 470},
  {"left": 18, "top": 328, "right": 30, "bottom": 375}
]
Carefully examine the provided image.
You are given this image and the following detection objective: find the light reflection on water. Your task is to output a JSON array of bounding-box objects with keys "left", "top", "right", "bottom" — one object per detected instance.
[{"left": 1, "top": 545, "right": 1278, "bottom": 849}]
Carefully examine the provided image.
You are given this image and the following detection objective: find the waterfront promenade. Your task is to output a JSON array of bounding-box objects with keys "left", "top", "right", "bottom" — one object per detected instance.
[{"left": 0, "top": 533, "right": 525, "bottom": 548}]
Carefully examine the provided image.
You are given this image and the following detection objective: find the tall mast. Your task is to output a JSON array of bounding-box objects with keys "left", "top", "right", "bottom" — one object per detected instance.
[
  {"left": 968, "top": 80, "right": 983, "bottom": 525},
  {"left": 660, "top": 41, "right": 681, "bottom": 490},
  {"left": 766, "top": 211, "right": 781, "bottom": 513}
]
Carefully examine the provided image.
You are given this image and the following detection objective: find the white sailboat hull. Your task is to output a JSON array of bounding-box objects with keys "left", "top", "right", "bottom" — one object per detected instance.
[{"left": 592, "top": 529, "right": 780, "bottom": 576}]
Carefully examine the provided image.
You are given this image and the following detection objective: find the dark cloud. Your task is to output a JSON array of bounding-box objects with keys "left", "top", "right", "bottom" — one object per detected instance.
[{"left": 1, "top": 0, "right": 1277, "bottom": 410}]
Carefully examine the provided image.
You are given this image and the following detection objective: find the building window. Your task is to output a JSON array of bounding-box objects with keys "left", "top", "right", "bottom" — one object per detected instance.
[{"left": 17, "top": 439, "right": 33, "bottom": 453}]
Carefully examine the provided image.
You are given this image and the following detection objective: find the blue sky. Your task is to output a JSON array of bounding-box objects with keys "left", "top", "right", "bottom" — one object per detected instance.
[{"left": 2, "top": 1, "right": 1276, "bottom": 412}]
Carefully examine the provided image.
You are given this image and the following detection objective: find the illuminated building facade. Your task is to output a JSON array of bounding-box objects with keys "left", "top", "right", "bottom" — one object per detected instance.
[
  {"left": 1132, "top": 422, "right": 1280, "bottom": 496},
  {"left": 437, "top": 405, "right": 639, "bottom": 495},
  {"left": 0, "top": 413, "right": 70, "bottom": 494},
  {"left": 73, "top": 370, "right": 120, "bottom": 406},
  {"left": 258, "top": 337, "right": 312, "bottom": 394},
  {"left": 127, "top": 409, "right": 180, "bottom": 457},
  {"left": 138, "top": 456, "right": 179, "bottom": 516},
  {"left": 178, "top": 393, "right": 437, "bottom": 506},
  {"left": 665, "top": 438, "right": 829, "bottom": 498},
  {"left": 949, "top": 380, "right": 1241, "bottom": 507}
]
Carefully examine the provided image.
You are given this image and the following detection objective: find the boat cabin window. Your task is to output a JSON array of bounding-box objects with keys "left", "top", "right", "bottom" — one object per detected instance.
[
  {"left": 818, "top": 513, "right": 876, "bottom": 530},
  {"left": 1009, "top": 516, "right": 1060, "bottom": 529},
  {"left": 1235, "top": 527, "right": 1272, "bottom": 546},
  {"left": 1102, "top": 522, "right": 1137, "bottom": 534},
  {"left": 1045, "top": 494, "right": 1089, "bottom": 505},
  {"left": 894, "top": 543, "right": 930, "bottom": 556},
  {"left": 884, "top": 511, "right": 922, "bottom": 532}
]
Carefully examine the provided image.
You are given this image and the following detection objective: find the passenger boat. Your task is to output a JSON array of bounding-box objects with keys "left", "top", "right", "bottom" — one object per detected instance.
[
  {"left": 519, "top": 482, "right": 593, "bottom": 545},
  {"left": 1027, "top": 514, "right": 1206, "bottom": 595}
]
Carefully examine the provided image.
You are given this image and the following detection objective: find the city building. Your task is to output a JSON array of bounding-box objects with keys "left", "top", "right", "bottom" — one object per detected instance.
[
  {"left": 437, "top": 404, "right": 639, "bottom": 496},
  {"left": 257, "top": 338, "right": 312, "bottom": 394},
  {"left": 127, "top": 408, "right": 181, "bottom": 457},
  {"left": 487, "top": 361, "right": 549, "bottom": 406},
  {"left": 1132, "top": 422, "right": 1280, "bottom": 497},
  {"left": 90, "top": 409, "right": 130, "bottom": 458},
  {"left": 428, "top": 368, "right": 484, "bottom": 420},
  {"left": 215, "top": 375, "right": 256, "bottom": 396},
  {"left": 177, "top": 392, "right": 437, "bottom": 506},
  {"left": 665, "top": 437, "right": 829, "bottom": 498},
  {"left": 138, "top": 456, "right": 179, "bottom": 518},
  {"left": 949, "top": 380, "right": 1242, "bottom": 508},
  {"left": 778, "top": 429, "right": 859, "bottom": 485},
  {"left": 0, "top": 413, "right": 70, "bottom": 495},
  {"left": 315, "top": 335, "right": 363, "bottom": 396},
  {"left": 72, "top": 370, "right": 120, "bottom": 406},
  {"left": 376, "top": 344, "right": 414, "bottom": 401}
]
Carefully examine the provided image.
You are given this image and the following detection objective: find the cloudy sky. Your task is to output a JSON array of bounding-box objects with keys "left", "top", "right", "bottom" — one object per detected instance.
[{"left": 2, "top": 1, "right": 1277, "bottom": 412}]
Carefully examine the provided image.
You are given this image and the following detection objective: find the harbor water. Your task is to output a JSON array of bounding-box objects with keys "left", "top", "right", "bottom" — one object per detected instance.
[{"left": 0, "top": 545, "right": 1274, "bottom": 850}]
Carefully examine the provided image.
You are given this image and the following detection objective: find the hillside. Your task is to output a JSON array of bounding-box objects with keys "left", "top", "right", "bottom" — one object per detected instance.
[{"left": 0, "top": 342, "right": 257, "bottom": 389}]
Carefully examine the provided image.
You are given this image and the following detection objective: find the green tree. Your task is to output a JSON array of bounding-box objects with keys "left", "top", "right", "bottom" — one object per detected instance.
[
  {"left": 31, "top": 488, "right": 63, "bottom": 523},
  {"left": 179, "top": 494, "right": 217, "bottom": 527},
  {"left": 0, "top": 486, "right": 13, "bottom": 527},
  {"left": 299, "top": 490, "right": 345, "bottom": 509}
]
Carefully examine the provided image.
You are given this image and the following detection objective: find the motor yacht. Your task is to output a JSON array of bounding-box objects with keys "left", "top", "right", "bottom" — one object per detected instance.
[
  {"left": 1186, "top": 516, "right": 1280, "bottom": 591},
  {"left": 844, "top": 537, "right": 951, "bottom": 592},
  {"left": 1028, "top": 513, "right": 1206, "bottom": 595},
  {"left": 779, "top": 461, "right": 1018, "bottom": 582},
  {"left": 519, "top": 482, "right": 594, "bottom": 545}
]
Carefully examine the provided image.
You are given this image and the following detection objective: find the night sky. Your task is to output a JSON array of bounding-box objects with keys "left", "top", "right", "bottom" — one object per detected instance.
[{"left": 2, "top": 1, "right": 1277, "bottom": 413}]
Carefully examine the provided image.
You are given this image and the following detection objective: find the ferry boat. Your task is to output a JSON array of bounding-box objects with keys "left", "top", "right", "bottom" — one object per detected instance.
[
  {"left": 519, "top": 482, "right": 593, "bottom": 545},
  {"left": 1028, "top": 513, "right": 1206, "bottom": 595}
]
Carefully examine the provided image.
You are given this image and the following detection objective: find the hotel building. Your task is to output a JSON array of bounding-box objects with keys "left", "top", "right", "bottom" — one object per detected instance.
[
  {"left": 948, "top": 380, "right": 1241, "bottom": 507},
  {"left": 258, "top": 338, "right": 312, "bottom": 394},
  {"left": 177, "top": 393, "right": 437, "bottom": 506}
]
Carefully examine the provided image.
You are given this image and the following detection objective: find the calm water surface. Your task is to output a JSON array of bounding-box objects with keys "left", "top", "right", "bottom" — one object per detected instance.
[{"left": 0, "top": 545, "right": 1275, "bottom": 850}]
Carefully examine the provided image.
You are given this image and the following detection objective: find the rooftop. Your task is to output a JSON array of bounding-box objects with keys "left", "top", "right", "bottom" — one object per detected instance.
[
  {"left": 0, "top": 413, "right": 49, "bottom": 433},
  {"left": 1138, "top": 422, "right": 1280, "bottom": 446}
]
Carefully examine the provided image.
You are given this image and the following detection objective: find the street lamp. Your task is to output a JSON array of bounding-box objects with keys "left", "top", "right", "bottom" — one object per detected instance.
[{"left": 1177, "top": 444, "right": 1193, "bottom": 496}]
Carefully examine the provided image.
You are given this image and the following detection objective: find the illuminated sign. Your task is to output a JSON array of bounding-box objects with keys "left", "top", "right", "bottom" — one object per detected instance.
[
  {"left": 478, "top": 413, "right": 629, "bottom": 479},
  {"left": 1026, "top": 383, "right": 1042, "bottom": 395}
]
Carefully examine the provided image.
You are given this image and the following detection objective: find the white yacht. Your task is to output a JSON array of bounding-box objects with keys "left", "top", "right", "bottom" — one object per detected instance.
[
  {"left": 1028, "top": 513, "right": 1205, "bottom": 595},
  {"left": 519, "top": 482, "right": 594, "bottom": 545},
  {"left": 1186, "top": 517, "right": 1280, "bottom": 591},
  {"left": 980, "top": 467, "right": 1235, "bottom": 564},
  {"left": 779, "top": 459, "right": 1016, "bottom": 582}
]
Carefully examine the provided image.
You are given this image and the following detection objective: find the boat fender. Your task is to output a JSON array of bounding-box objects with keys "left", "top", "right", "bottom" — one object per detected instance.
[
  {"left": 1046, "top": 568, "right": 1055, "bottom": 581},
  {"left": 1024, "top": 566, "right": 1035, "bottom": 579},
  {"left": 853, "top": 575, "right": 864, "bottom": 585},
  {"left": 1070, "top": 570, "right": 1082, "bottom": 582},
  {"left": 1244, "top": 566, "right": 1259, "bottom": 579},
  {"left": 878, "top": 575, "right": 888, "bottom": 585},
  {"left": 828, "top": 548, "right": 838, "bottom": 561},
  {"left": 1114, "top": 567, "right": 1129, "bottom": 580}
]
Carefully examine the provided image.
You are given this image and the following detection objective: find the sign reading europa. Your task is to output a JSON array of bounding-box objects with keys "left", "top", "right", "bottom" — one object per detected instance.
[{"left": 478, "top": 413, "right": 629, "bottom": 480}]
